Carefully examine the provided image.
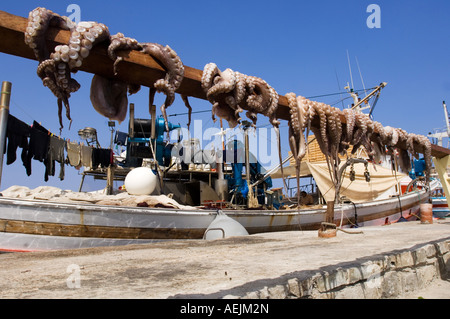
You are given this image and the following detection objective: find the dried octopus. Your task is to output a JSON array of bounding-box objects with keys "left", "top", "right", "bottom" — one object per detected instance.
[
  {"left": 25, "top": 7, "right": 78, "bottom": 130},
  {"left": 201, "top": 62, "right": 284, "bottom": 180},
  {"left": 201, "top": 63, "right": 244, "bottom": 128},
  {"left": 103, "top": 32, "right": 192, "bottom": 131},
  {"left": 25, "top": 7, "right": 191, "bottom": 132},
  {"left": 201, "top": 63, "right": 285, "bottom": 198},
  {"left": 89, "top": 32, "right": 143, "bottom": 124},
  {"left": 285, "top": 93, "right": 433, "bottom": 203},
  {"left": 201, "top": 63, "right": 279, "bottom": 128},
  {"left": 285, "top": 93, "right": 308, "bottom": 203}
]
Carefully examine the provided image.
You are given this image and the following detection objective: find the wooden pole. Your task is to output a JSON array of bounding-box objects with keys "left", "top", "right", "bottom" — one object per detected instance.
[
  {"left": 106, "top": 165, "right": 115, "bottom": 195},
  {"left": 0, "top": 10, "right": 445, "bottom": 158},
  {"left": 0, "top": 81, "right": 11, "bottom": 189}
]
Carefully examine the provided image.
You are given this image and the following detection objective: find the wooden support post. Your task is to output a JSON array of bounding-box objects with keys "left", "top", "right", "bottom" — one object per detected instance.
[
  {"left": 432, "top": 156, "right": 450, "bottom": 209},
  {"left": 106, "top": 166, "right": 115, "bottom": 195},
  {"left": 318, "top": 201, "right": 337, "bottom": 238}
]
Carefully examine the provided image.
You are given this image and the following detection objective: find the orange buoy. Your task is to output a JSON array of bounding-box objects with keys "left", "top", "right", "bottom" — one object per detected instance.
[
  {"left": 318, "top": 228, "right": 337, "bottom": 238},
  {"left": 318, "top": 222, "right": 337, "bottom": 238},
  {"left": 419, "top": 203, "right": 433, "bottom": 224}
]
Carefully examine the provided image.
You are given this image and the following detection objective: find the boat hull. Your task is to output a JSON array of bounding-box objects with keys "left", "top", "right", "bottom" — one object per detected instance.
[
  {"left": 431, "top": 197, "right": 449, "bottom": 218},
  {"left": 0, "top": 189, "right": 429, "bottom": 252}
]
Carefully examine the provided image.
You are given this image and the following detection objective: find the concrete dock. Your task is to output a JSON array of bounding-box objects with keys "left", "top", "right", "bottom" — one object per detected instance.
[{"left": 0, "top": 219, "right": 449, "bottom": 299}]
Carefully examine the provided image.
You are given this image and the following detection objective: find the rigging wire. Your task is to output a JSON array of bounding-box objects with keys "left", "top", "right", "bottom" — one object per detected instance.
[
  {"left": 306, "top": 87, "right": 377, "bottom": 100},
  {"left": 11, "top": 98, "right": 36, "bottom": 123},
  {"left": 355, "top": 56, "right": 367, "bottom": 97},
  {"left": 167, "top": 87, "right": 376, "bottom": 118}
]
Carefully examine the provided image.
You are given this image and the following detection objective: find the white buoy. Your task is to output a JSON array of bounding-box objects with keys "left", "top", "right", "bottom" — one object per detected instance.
[
  {"left": 124, "top": 167, "right": 157, "bottom": 195},
  {"left": 204, "top": 212, "right": 249, "bottom": 240}
]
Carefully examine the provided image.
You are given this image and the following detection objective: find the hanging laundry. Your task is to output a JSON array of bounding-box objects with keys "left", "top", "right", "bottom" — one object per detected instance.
[
  {"left": 5, "top": 114, "right": 30, "bottom": 167},
  {"left": 92, "top": 148, "right": 113, "bottom": 168},
  {"left": 25, "top": 121, "right": 50, "bottom": 177},
  {"left": 114, "top": 131, "right": 128, "bottom": 146},
  {"left": 80, "top": 145, "right": 93, "bottom": 168},
  {"left": 66, "top": 141, "right": 81, "bottom": 168},
  {"left": 45, "top": 136, "right": 66, "bottom": 181}
]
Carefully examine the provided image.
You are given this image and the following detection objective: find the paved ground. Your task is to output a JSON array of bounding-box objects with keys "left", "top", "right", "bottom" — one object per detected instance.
[
  {"left": 0, "top": 219, "right": 449, "bottom": 299},
  {"left": 400, "top": 278, "right": 450, "bottom": 299}
]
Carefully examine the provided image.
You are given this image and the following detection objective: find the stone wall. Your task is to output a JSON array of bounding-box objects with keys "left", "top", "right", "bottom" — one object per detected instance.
[{"left": 225, "top": 239, "right": 450, "bottom": 299}]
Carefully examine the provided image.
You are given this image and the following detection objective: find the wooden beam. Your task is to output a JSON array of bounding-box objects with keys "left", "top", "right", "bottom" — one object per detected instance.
[
  {"left": 0, "top": 10, "right": 289, "bottom": 117},
  {"left": 0, "top": 10, "right": 448, "bottom": 158}
]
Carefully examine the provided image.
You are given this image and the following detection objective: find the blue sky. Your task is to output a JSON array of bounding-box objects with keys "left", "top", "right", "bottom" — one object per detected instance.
[{"left": 0, "top": 0, "right": 449, "bottom": 192}]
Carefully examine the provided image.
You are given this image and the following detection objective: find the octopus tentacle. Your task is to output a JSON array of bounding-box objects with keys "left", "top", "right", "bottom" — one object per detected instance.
[
  {"left": 202, "top": 63, "right": 280, "bottom": 128},
  {"left": 206, "top": 68, "right": 236, "bottom": 99},
  {"left": 108, "top": 33, "right": 142, "bottom": 75},
  {"left": 310, "top": 101, "right": 329, "bottom": 156},
  {"left": 243, "top": 75, "right": 279, "bottom": 127},
  {"left": 201, "top": 63, "right": 220, "bottom": 97},
  {"left": 201, "top": 63, "right": 241, "bottom": 127},
  {"left": 342, "top": 108, "right": 356, "bottom": 143},
  {"left": 181, "top": 94, "right": 192, "bottom": 131},
  {"left": 25, "top": 7, "right": 114, "bottom": 130},
  {"left": 371, "top": 121, "right": 387, "bottom": 162},
  {"left": 140, "top": 42, "right": 186, "bottom": 132},
  {"left": 286, "top": 92, "right": 307, "bottom": 200},
  {"left": 25, "top": 7, "right": 73, "bottom": 63},
  {"left": 51, "top": 21, "right": 109, "bottom": 129}
]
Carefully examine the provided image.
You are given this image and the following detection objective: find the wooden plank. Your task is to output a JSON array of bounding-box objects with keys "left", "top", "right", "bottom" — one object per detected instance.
[
  {"left": 0, "top": 218, "right": 205, "bottom": 240},
  {"left": 0, "top": 10, "right": 448, "bottom": 158},
  {"left": 0, "top": 10, "right": 288, "bottom": 119}
]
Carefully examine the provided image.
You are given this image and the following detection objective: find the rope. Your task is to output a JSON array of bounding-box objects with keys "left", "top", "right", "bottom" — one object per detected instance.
[{"left": 321, "top": 221, "right": 364, "bottom": 235}]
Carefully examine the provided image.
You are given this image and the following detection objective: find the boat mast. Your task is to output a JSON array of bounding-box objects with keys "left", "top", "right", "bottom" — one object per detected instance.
[{"left": 428, "top": 101, "right": 450, "bottom": 147}]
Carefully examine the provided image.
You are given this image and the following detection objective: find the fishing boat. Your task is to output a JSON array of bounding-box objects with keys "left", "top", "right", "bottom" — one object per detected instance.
[
  {"left": 0, "top": 8, "right": 446, "bottom": 252},
  {"left": 0, "top": 77, "right": 439, "bottom": 252},
  {"left": 0, "top": 76, "right": 439, "bottom": 252},
  {"left": 0, "top": 178, "right": 435, "bottom": 252},
  {"left": 0, "top": 123, "right": 436, "bottom": 252},
  {"left": 428, "top": 101, "right": 450, "bottom": 219},
  {"left": 430, "top": 180, "right": 450, "bottom": 219}
]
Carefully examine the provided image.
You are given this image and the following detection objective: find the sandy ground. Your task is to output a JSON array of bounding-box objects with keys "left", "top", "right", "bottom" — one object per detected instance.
[{"left": 0, "top": 220, "right": 449, "bottom": 299}]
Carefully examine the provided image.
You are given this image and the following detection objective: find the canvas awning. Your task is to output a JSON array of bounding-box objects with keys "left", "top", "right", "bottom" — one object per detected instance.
[{"left": 270, "top": 161, "right": 407, "bottom": 203}]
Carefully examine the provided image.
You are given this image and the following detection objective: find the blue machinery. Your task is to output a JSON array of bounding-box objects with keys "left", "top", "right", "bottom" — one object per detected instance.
[
  {"left": 126, "top": 116, "right": 180, "bottom": 167},
  {"left": 409, "top": 158, "right": 426, "bottom": 180},
  {"left": 224, "top": 139, "right": 273, "bottom": 206},
  {"left": 116, "top": 108, "right": 274, "bottom": 208},
  {"left": 117, "top": 103, "right": 181, "bottom": 167}
]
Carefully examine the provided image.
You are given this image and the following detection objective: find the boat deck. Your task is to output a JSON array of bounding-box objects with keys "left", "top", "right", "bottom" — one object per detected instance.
[{"left": 0, "top": 219, "right": 449, "bottom": 300}]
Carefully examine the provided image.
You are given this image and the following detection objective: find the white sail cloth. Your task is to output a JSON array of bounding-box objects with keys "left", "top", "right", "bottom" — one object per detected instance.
[{"left": 271, "top": 161, "right": 407, "bottom": 203}]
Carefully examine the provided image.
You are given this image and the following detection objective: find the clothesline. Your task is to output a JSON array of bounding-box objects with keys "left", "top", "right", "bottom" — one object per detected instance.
[{"left": 5, "top": 113, "right": 113, "bottom": 182}]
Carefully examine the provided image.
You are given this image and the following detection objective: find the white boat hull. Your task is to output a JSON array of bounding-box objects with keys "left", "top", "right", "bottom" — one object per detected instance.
[{"left": 0, "top": 188, "right": 430, "bottom": 252}]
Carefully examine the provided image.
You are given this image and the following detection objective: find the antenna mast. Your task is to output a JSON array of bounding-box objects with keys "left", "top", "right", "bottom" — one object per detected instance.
[{"left": 346, "top": 50, "right": 354, "bottom": 90}]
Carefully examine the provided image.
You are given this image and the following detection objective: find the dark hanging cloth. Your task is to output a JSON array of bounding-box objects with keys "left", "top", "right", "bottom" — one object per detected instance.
[
  {"left": 45, "top": 136, "right": 66, "bottom": 181},
  {"left": 114, "top": 131, "right": 128, "bottom": 146},
  {"left": 92, "top": 148, "right": 113, "bottom": 168},
  {"left": 4, "top": 115, "right": 30, "bottom": 168},
  {"left": 25, "top": 121, "right": 50, "bottom": 177}
]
